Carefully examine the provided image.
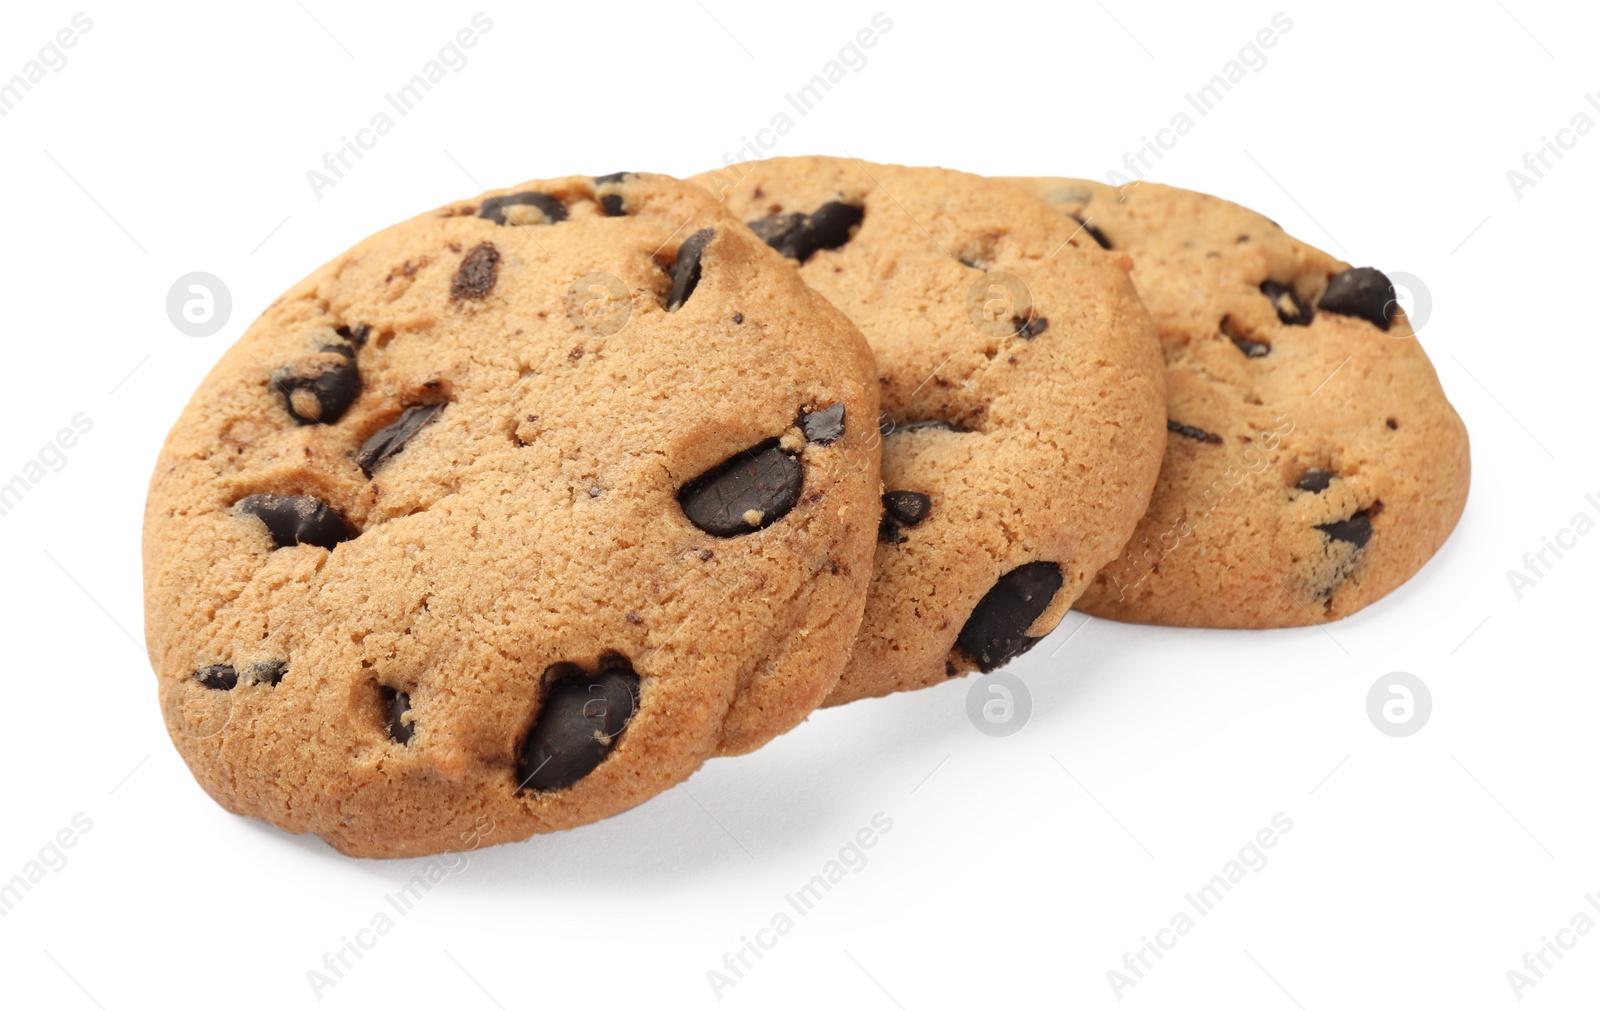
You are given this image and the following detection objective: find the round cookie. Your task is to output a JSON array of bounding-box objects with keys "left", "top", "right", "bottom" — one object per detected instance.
[
  {"left": 696, "top": 158, "right": 1166, "bottom": 705},
  {"left": 1009, "top": 177, "right": 1470, "bottom": 627},
  {"left": 143, "top": 172, "right": 881, "bottom": 858}
]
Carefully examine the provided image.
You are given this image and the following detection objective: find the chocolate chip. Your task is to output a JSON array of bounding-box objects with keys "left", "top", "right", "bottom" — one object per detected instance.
[
  {"left": 1069, "top": 213, "right": 1112, "bottom": 250},
  {"left": 272, "top": 344, "right": 359, "bottom": 425},
  {"left": 666, "top": 228, "right": 714, "bottom": 312},
  {"left": 1167, "top": 419, "right": 1223, "bottom": 444},
  {"left": 883, "top": 490, "right": 930, "bottom": 526},
  {"left": 450, "top": 241, "right": 500, "bottom": 301},
  {"left": 1260, "top": 280, "right": 1314, "bottom": 326},
  {"left": 799, "top": 402, "right": 846, "bottom": 444},
  {"left": 335, "top": 324, "right": 371, "bottom": 346},
  {"left": 1296, "top": 468, "right": 1334, "bottom": 493},
  {"left": 356, "top": 404, "right": 444, "bottom": 477},
  {"left": 1221, "top": 315, "right": 1270, "bottom": 357},
  {"left": 678, "top": 439, "right": 803, "bottom": 536},
  {"left": 248, "top": 659, "right": 287, "bottom": 686},
  {"left": 237, "top": 494, "right": 351, "bottom": 550},
  {"left": 956, "top": 562, "right": 1063, "bottom": 672},
  {"left": 478, "top": 191, "right": 568, "bottom": 226},
  {"left": 732, "top": 312, "right": 743, "bottom": 324},
  {"left": 517, "top": 658, "right": 639, "bottom": 791},
  {"left": 1318, "top": 267, "right": 1395, "bottom": 331},
  {"left": 594, "top": 172, "right": 631, "bottom": 217},
  {"left": 1318, "top": 509, "right": 1373, "bottom": 548},
  {"left": 747, "top": 202, "right": 864, "bottom": 263},
  {"left": 196, "top": 665, "right": 237, "bottom": 690},
  {"left": 1386, "top": 418, "right": 1398, "bottom": 430},
  {"left": 1011, "top": 314, "right": 1049, "bottom": 339},
  {"left": 879, "top": 514, "right": 907, "bottom": 544},
  {"left": 379, "top": 687, "right": 414, "bottom": 744}
]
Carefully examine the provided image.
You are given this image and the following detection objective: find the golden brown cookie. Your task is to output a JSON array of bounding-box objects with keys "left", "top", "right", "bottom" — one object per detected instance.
[
  {"left": 696, "top": 158, "right": 1165, "bottom": 704},
  {"left": 1009, "top": 177, "right": 1470, "bottom": 627},
  {"left": 143, "top": 172, "right": 881, "bottom": 857}
]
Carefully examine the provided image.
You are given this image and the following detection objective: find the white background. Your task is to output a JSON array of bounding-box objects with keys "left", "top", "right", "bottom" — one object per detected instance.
[{"left": 0, "top": 2, "right": 1595, "bottom": 1008}]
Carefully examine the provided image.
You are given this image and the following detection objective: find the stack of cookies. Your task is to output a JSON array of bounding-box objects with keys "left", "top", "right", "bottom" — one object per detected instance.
[{"left": 143, "top": 157, "right": 1468, "bottom": 857}]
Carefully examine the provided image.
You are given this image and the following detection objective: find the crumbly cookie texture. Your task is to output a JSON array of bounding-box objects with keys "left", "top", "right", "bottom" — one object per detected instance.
[
  {"left": 696, "top": 158, "right": 1166, "bottom": 704},
  {"left": 1008, "top": 177, "right": 1470, "bottom": 627},
  {"left": 143, "top": 172, "right": 881, "bottom": 857}
]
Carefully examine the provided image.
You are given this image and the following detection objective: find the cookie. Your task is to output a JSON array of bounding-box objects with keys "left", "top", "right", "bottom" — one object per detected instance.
[
  {"left": 143, "top": 172, "right": 881, "bottom": 858},
  {"left": 1009, "top": 177, "right": 1470, "bottom": 626},
  {"left": 696, "top": 158, "right": 1166, "bottom": 704}
]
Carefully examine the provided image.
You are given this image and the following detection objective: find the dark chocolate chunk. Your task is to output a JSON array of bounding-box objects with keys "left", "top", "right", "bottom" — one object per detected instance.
[
  {"left": 248, "top": 659, "right": 287, "bottom": 686},
  {"left": 356, "top": 404, "right": 445, "bottom": 477},
  {"left": 1011, "top": 314, "right": 1049, "bottom": 339},
  {"left": 879, "top": 514, "right": 907, "bottom": 544},
  {"left": 799, "top": 402, "right": 846, "bottom": 444},
  {"left": 237, "top": 494, "right": 351, "bottom": 549},
  {"left": 379, "top": 687, "right": 414, "bottom": 745},
  {"left": 517, "top": 658, "right": 639, "bottom": 791},
  {"left": 272, "top": 344, "right": 359, "bottom": 425},
  {"left": 1221, "top": 315, "right": 1270, "bottom": 357},
  {"left": 477, "top": 191, "right": 568, "bottom": 226},
  {"left": 1167, "top": 419, "right": 1224, "bottom": 444},
  {"left": 1318, "top": 267, "right": 1395, "bottom": 331},
  {"left": 956, "top": 562, "right": 1064, "bottom": 672},
  {"left": 1318, "top": 509, "right": 1373, "bottom": 548},
  {"left": 1260, "top": 280, "right": 1314, "bottom": 326},
  {"left": 595, "top": 173, "right": 630, "bottom": 217},
  {"left": 732, "top": 312, "right": 744, "bottom": 324},
  {"left": 747, "top": 202, "right": 864, "bottom": 263},
  {"left": 1296, "top": 468, "right": 1334, "bottom": 493},
  {"left": 678, "top": 439, "right": 803, "bottom": 537},
  {"left": 450, "top": 241, "right": 500, "bottom": 301},
  {"left": 335, "top": 323, "right": 371, "bottom": 346},
  {"left": 883, "top": 490, "right": 931, "bottom": 526},
  {"left": 196, "top": 665, "right": 237, "bottom": 690},
  {"left": 666, "top": 228, "right": 714, "bottom": 312},
  {"left": 1069, "top": 213, "right": 1112, "bottom": 250}
]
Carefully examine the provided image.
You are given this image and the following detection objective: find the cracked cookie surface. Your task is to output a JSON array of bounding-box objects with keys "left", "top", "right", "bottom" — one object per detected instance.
[
  {"left": 143, "top": 172, "right": 880, "bottom": 857},
  {"left": 1010, "top": 177, "right": 1470, "bottom": 627}
]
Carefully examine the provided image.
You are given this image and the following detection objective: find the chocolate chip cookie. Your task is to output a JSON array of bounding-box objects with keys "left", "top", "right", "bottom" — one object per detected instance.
[
  {"left": 1010, "top": 177, "right": 1470, "bottom": 627},
  {"left": 144, "top": 172, "right": 881, "bottom": 857},
  {"left": 697, "top": 158, "right": 1166, "bottom": 704}
]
